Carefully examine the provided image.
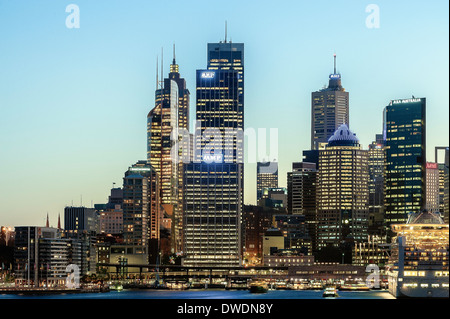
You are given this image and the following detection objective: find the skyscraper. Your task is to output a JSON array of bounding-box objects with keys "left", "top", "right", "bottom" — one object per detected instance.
[
  {"left": 311, "top": 54, "right": 349, "bottom": 150},
  {"left": 426, "top": 162, "right": 440, "bottom": 213},
  {"left": 147, "top": 49, "right": 190, "bottom": 255},
  {"left": 257, "top": 161, "right": 278, "bottom": 201},
  {"left": 317, "top": 124, "right": 369, "bottom": 251},
  {"left": 287, "top": 162, "right": 318, "bottom": 251},
  {"left": 435, "top": 147, "right": 449, "bottom": 222},
  {"left": 122, "top": 161, "right": 160, "bottom": 264},
  {"left": 368, "top": 135, "right": 385, "bottom": 236},
  {"left": 183, "top": 162, "right": 242, "bottom": 267},
  {"left": 383, "top": 98, "right": 426, "bottom": 229},
  {"left": 183, "top": 39, "right": 244, "bottom": 267}
]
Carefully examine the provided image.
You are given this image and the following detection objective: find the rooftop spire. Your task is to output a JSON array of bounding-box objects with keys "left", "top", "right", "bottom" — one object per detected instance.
[
  {"left": 46, "top": 213, "right": 49, "bottom": 228},
  {"left": 57, "top": 213, "right": 61, "bottom": 230},
  {"left": 170, "top": 44, "right": 179, "bottom": 74}
]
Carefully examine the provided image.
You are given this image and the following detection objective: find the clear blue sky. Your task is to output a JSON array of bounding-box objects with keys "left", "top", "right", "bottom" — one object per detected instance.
[{"left": 0, "top": 0, "right": 448, "bottom": 226}]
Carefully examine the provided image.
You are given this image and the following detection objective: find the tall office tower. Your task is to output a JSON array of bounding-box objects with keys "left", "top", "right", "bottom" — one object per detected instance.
[
  {"left": 383, "top": 98, "right": 426, "bottom": 229},
  {"left": 147, "top": 50, "right": 190, "bottom": 255},
  {"left": 311, "top": 54, "right": 349, "bottom": 150},
  {"left": 183, "top": 40, "right": 244, "bottom": 267},
  {"left": 435, "top": 147, "right": 449, "bottom": 222},
  {"left": 183, "top": 163, "right": 242, "bottom": 267},
  {"left": 426, "top": 162, "right": 440, "bottom": 213},
  {"left": 368, "top": 135, "right": 385, "bottom": 236},
  {"left": 317, "top": 124, "right": 369, "bottom": 251},
  {"left": 207, "top": 41, "right": 244, "bottom": 146},
  {"left": 194, "top": 69, "right": 242, "bottom": 163},
  {"left": 287, "top": 162, "right": 318, "bottom": 251},
  {"left": 122, "top": 161, "right": 160, "bottom": 264},
  {"left": 257, "top": 161, "right": 278, "bottom": 201}
]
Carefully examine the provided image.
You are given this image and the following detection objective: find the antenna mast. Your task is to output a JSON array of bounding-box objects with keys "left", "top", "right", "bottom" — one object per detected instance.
[
  {"left": 333, "top": 53, "right": 337, "bottom": 74},
  {"left": 225, "top": 21, "right": 227, "bottom": 43}
]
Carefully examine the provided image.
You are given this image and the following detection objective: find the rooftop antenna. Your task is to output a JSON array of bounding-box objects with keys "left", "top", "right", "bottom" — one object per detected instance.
[
  {"left": 156, "top": 55, "right": 159, "bottom": 91},
  {"left": 173, "top": 43, "right": 176, "bottom": 65},
  {"left": 161, "top": 47, "right": 164, "bottom": 89},
  {"left": 333, "top": 53, "right": 337, "bottom": 74},
  {"left": 225, "top": 20, "right": 227, "bottom": 43}
]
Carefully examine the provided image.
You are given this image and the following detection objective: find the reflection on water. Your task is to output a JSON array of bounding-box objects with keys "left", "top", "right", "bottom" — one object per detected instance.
[{"left": 0, "top": 289, "right": 395, "bottom": 299}]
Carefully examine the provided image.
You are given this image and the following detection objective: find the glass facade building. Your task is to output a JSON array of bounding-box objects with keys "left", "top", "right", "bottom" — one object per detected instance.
[
  {"left": 183, "top": 41, "right": 244, "bottom": 267},
  {"left": 383, "top": 98, "right": 426, "bottom": 229}
]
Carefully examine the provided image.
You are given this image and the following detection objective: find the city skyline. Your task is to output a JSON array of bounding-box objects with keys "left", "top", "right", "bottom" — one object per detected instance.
[{"left": 0, "top": 0, "right": 449, "bottom": 226}]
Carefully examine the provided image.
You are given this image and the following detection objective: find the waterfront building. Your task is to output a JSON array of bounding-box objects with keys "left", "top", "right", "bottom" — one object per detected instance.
[
  {"left": 122, "top": 161, "right": 160, "bottom": 264},
  {"left": 257, "top": 161, "right": 278, "bottom": 201},
  {"left": 63, "top": 206, "right": 99, "bottom": 274},
  {"left": 352, "top": 235, "right": 391, "bottom": 267},
  {"left": 311, "top": 54, "right": 349, "bottom": 150},
  {"left": 262, "top": 228, "right": 285, "bottom": 263},
  {"left": 386, "top": 210, "right": 449, "bottom": 298},
  {"left": 14, "top": 227, "right": 83, "bottom": 288},
  {"left": 242, "top": 205, "right": 276, "bottom": 266},
  {"left": 265, "top": 252, "right": 315, "bottom": 268},
  {"left": 317, "top": 124, "right": 369, "bottom": 252},
  {"left": 383, "top": 98, "right": 426, "bottom": 229},
  {"left": 288, "top": 263, "right": 366, "bottom": 281}
]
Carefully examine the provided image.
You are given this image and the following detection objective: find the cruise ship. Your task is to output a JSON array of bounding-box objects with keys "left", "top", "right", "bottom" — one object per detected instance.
[{"left": 386, "top": 210, "right": 449, "bottom": 298}]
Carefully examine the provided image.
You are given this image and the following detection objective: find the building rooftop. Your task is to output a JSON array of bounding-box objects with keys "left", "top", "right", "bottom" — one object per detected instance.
[
  {"left": 407, "top": 210, "right": 445, "bottom": 225},
  {"left": 328, "top": 124, "right": 360, "bottom": 147}
]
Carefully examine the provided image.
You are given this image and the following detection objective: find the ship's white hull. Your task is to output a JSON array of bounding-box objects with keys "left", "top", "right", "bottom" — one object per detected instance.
[{"left": 388, "top": 272, "right": 449, "bottom": 298}]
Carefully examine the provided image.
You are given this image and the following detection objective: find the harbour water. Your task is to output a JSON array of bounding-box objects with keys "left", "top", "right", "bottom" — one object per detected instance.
[{"left": 0, "top": 289, "right": 395, "bottom": 299}]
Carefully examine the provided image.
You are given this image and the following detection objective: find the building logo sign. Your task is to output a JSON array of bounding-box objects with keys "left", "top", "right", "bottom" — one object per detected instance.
[
  {"left": 390, "top": 98, "right": 422, "bottom": 105},
  {"left": 202, "top": 153, "right": 223, "bottom": 163},
  {"left": 329, "top": 74, "right": 341, "bottom": 79},
  {"left": 201, "top": 71, "right": 215, "bottom": 79},
  {"left": 426, "top": 162, "right": 438, "bottom": 169}
]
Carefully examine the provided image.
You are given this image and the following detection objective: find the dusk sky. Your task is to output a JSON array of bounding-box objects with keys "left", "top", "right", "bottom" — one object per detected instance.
[{"left": 0, "top": 0, "right": 448, "bottom": 227}]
